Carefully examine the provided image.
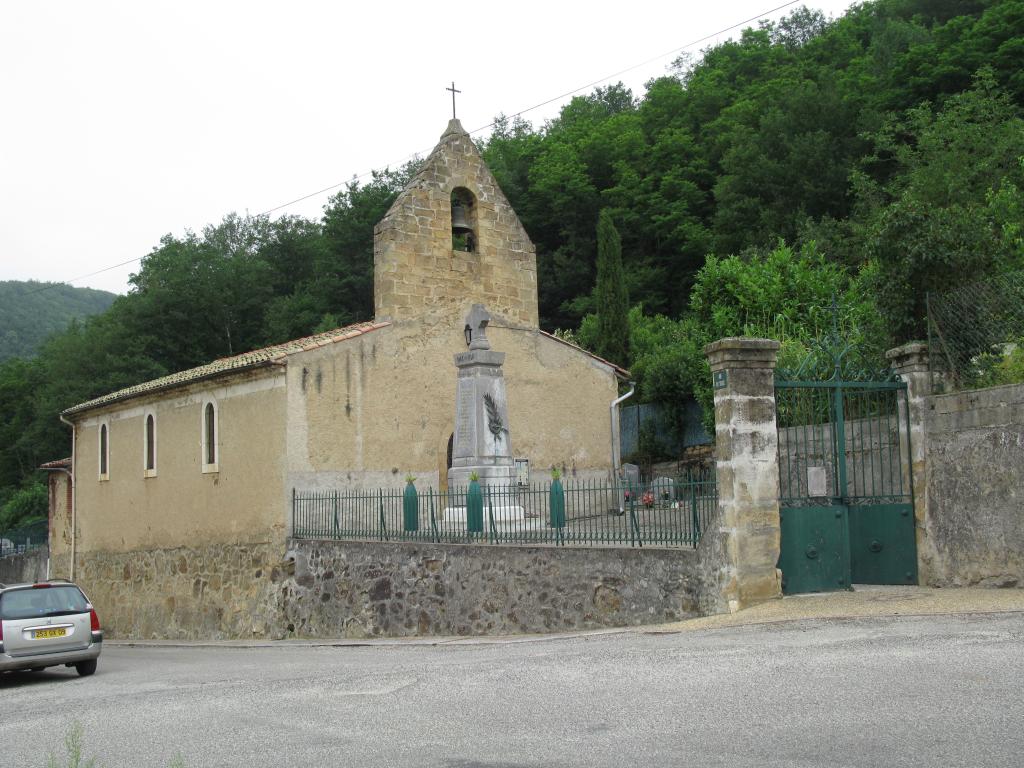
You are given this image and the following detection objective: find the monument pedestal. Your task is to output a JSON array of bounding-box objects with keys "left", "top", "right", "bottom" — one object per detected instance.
[
  {"left": 445, "top": 304, "right": 530, "bottom": 531},
  {"left": 442, "top": 502, "right": 540, "bottom": 532}
]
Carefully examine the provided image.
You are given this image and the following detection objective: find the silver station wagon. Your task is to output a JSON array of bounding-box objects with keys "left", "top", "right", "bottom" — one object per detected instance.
[{"left": 0, "top": 580, "right": 103, "bottom": 676}]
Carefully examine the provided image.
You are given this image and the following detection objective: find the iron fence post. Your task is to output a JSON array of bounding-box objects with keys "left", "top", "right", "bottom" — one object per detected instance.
[
  {"left": 284, "top": 477, "right": 717, "bottom": 551},
  {"left": 429, "top": 488, "right": 440, "bottom": 543},
  {"left": 690, "top": 482, "right": 699, "bottom": 549},
  {"left": 487, "top": 486, "right": 498, "bottom": 544}
]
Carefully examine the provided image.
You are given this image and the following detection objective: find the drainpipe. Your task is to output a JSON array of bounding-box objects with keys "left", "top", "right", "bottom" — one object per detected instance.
[
  {"left": 58, "top": 413, "right": 77, "bottom": 581},
  {"left": 609, "top": 382, "right": 636, "bottom": 479}
]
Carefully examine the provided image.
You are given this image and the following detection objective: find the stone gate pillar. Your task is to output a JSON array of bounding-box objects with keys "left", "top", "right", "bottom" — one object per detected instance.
[
  {"left": 704, "top": 338, "right": 783, "bottom": 612},
  {"left": 886, "top": 342, "right": 932, "bottom": 583}
]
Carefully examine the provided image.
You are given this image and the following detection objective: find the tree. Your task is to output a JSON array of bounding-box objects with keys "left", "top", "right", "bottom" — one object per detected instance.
[
  {"left": 593, "top": 209, "right": 630, "bottom": 366},
  {"left": 852, "top": 70, "right": 1024, "bottom": 338},
  {"left": 318, "top": 165, "right": 420, "bottom": 326}
]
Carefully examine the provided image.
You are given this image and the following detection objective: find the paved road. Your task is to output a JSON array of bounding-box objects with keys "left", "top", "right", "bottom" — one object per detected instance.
[{"left": 3, "top": 613, "right": 1023, "bottom": 767}]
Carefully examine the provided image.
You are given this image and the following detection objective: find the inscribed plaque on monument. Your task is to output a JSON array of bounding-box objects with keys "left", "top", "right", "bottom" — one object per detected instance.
[{"left": 455, "top": 378, "right": 475, "bottom": 456}]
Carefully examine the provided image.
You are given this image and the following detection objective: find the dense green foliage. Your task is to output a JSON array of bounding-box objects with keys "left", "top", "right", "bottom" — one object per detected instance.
[
  {"left": 593, "top": 210, "right": 630, "bottom": 365},
  {"left": 2, "top": 0, "right": 1023, "bottom": 525},
  {"left": 0, "top": 482, "right": 47, "bottom": 531},
  {"left": 0, "top": 281, "right": 115, "bottom": 362}
]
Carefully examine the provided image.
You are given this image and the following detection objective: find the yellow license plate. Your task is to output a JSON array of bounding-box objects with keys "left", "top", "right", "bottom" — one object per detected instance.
[{"left": 34, "top": 628, "right": 67, "bottom": 639}]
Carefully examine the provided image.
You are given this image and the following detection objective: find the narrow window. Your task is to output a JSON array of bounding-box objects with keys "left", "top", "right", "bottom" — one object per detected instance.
[
  {"left": 202, "top": 401, "right": 218, "bottom": 472},
  {"left": 99, "top": 423, "right": 109, "bottom": 479},
  {"left": 145, "top": 413, "right": 156, "bottom": 475}
]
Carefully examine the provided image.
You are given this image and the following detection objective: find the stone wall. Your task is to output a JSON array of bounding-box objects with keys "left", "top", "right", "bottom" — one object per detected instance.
[
  {"left": 62, "top": 539, "right": 712, "bottom": 640},
  {"left": 923, "top": 382, "right": 1024, "bottom": 587},
  {"left": 373, "top": 119, "right": 538, "bottom": 328},
  {"left": 281, "top": 540, "right": 705, "bottom": 638},
  {"left": 73, "top": 543, "right": 289, "bottom": 639},
  {"left": 0, "top": 547, "right": 48, "bottom": 585}
]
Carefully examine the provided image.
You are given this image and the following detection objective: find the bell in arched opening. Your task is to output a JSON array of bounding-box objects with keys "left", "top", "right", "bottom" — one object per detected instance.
[
  {"left": 451, "top": 200, "right": 471, "bottom": 233},
  {"left": 451, "top": 188, "right": 477, "bottom": 252}
]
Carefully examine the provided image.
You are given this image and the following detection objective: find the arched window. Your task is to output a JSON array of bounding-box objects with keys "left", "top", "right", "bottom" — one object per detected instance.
[
  {"left": 144, "top": 413, "right": 157, "bottom": 476},
  {"left": 450, "top": 187, "right": 477, "bottom": 252},
  {"left": 202, "top": 400, "right": 218, "bottom": 472},
  {"left": 98, "top": 422, "right": 109, "bottom": 479}
]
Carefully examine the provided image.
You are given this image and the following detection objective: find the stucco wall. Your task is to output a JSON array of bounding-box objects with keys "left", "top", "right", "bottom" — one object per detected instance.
[
  {"left": 923, "top": 383, "right": 1024, "bottom": 587},
  {"left": 68, "top": 368, "right": 288, "bottom": 556},
  {"left": 286, "top": 322, "right": 619, "bottom": 495},
  {"left": 282, "top": 539, "right": 703, "bottom": 637},
  {"left": 0, "top": 547, "right": 48, "bottom": 585}
]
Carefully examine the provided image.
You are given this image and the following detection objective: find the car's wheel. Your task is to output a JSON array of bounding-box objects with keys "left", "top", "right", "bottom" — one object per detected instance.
[{"left": 75, "top": 660, "right": 97, "bottom": 677}]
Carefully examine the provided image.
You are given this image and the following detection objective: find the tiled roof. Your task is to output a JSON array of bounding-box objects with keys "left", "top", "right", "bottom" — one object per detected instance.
[
  {"left": 39, "top": 457, "right": 72, "bottom": 469},
  {"left": 538, "top": 330, "right": 631, "bottom": 379},
  {"left": 63, "top": 321, "right": 390, "bottom": 417}
]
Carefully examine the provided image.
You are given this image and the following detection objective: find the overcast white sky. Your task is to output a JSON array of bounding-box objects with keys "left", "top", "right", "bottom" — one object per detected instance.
[{"left": 0, "top": 0, "right": 855, "bottom": 296}]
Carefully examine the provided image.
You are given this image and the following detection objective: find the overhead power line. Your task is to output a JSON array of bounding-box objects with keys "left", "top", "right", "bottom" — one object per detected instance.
[
  {"left": 34, "top": 0, "right": 801, "bottom": 295},
  {"left": 258, "top": 0, "right": 800, "bottom": 219}
]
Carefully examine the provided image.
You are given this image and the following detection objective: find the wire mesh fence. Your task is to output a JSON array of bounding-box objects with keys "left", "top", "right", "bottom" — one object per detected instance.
[
  {"left": 292, "top": 472, "right": 717, "bottom": 549},
  {"left": 928, "top": 270, "right": 1024, "bottom": 390},
  {"left": 0, "top": 520, "right": 48, "bottom": 559}
]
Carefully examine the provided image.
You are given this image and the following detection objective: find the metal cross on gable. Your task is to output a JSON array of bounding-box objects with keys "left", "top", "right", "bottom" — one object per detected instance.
[{"left": 446, "top": 81, "right": 461, "bottom": 119}]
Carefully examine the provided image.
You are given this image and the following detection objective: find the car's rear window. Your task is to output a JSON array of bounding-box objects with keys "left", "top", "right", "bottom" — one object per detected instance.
[{"left": 0, "top": 586, "right": 89, "bottom": 620}]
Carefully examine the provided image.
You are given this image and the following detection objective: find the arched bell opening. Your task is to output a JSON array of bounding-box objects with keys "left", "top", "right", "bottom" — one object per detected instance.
[{"left": 450, "top": 187, "right": 477, "bottom": 252}]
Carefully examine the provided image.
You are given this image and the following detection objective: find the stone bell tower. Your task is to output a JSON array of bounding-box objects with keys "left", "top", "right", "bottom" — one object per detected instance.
[{"left": 372, "top": 119, "right": 539, "bottom": 328}]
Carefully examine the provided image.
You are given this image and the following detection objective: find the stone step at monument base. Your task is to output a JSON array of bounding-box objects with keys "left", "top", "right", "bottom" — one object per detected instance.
[{"left": 442, "top": 505, "right": 545, "bottom": 532}]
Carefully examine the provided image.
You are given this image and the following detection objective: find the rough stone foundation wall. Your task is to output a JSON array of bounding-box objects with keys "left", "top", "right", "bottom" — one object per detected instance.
[
  {"left": 74, "top": 543, "right": 289, "bottom": 639},
  {"left": 923, "top": 382, "right": 1024, "bottom": 587},
  {"left": 0, "top": 547, "right": 48, "bottom": 585},
  {"left": 281, "top": 539, "right": 705, "bottom": 638}
]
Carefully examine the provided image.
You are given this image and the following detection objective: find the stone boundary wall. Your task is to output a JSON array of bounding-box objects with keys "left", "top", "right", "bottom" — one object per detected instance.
[
  {"left": 281, "top": 539, "right": 706, "bottom": 638},
  {"left": 0, "top": 547, "right": 48, "bottom": 585},
  {"left": 923, "top": 382, "right": 1024, "bottom": 587},
  {"left": 74, "top": 543, "right": 289, "bottom": 640}
]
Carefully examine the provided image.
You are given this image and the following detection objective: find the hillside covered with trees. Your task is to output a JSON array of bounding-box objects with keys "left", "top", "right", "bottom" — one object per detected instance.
[
  {"left": 2, "top": 0, "right": 1023, "bottom": 529},
  {"left": 0, "top": 281, "right": 116, "bottom": 362}
]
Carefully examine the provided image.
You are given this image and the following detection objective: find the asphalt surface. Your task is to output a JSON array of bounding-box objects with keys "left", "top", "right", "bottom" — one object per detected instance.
[{"left": 3, "top": 605, "right": 1023, "bottom": 767}]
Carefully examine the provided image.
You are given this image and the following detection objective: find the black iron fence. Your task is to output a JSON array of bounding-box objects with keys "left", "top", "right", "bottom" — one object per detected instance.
[
  {"left": 292, "top": 473, "right": 717, "bottom": 549},
  {"left": 0, "top": 520, "right": 48, "bottom": 559}
]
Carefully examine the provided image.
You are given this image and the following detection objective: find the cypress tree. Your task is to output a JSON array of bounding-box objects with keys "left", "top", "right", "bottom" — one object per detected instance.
[{"left": 594, "top": 208, "right": 630, "bottom": 365}]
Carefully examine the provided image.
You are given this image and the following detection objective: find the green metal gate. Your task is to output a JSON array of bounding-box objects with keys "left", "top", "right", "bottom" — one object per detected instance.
[{"left": 775, "top": 347, "right": 918, "bottom": 594}]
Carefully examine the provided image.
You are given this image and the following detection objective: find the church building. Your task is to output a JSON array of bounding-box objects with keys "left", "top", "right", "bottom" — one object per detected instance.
[{"left": 51, "top": 119, "right": 626, "bottom": 639}]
